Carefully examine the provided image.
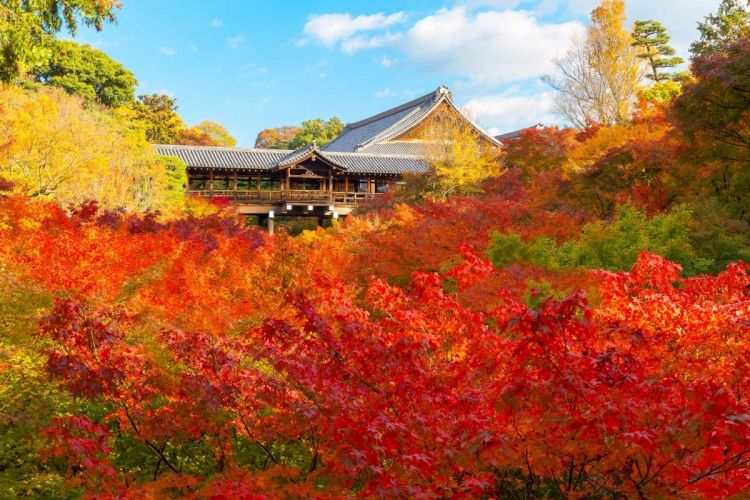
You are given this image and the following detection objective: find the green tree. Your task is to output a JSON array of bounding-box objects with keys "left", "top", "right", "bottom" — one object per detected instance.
[
  {"left": 690, "top": 0, "right": 750, "bottom": 57},
  {"left": 287, "top": 117, "right": 344, "bottom": 149},
  {"left": 0, "top": 0, "right": 120, "bottom": 82},
  {"left": 129, "top": 94, "right": 185, "bottom": 144},
  {"left": 487, "top": 205, "right": 749, "bottom": 277},
  {"left": 632, "top": 20, "right": 683, "bottom": 81},
  {"left": 31, "top": 39, "right": 136, "bottom": 107}
]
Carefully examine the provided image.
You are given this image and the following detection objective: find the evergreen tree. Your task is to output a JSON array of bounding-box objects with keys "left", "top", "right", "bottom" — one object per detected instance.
[
  {"left": 632, "top": 20, "right": 683, "bottom": 81},
  {"left": 32, "top": 40, "right": 137, "bottom": 107},
  {"left": 690, "top": 0, "right": 750, "bottom": 57}
]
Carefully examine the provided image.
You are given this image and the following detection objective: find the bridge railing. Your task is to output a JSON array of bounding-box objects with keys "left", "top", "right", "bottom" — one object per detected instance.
[{"left": 188, "top": 190, "right": 379, "bottom": 204}]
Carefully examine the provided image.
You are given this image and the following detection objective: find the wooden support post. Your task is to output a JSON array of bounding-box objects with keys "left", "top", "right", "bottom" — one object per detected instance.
[
  {"left": 267, "top": 210, "right": 275, "bottom": 236},
  {"left": 344, "top": 176, "right": 349, "bottom": 202},
  {"left": 209, "top": 169, "right": 214, "bottom": 196},
  {"left": 286, "top": 169, "right": 290, "bottom": 198},
  {"left": 329, "top": 172, "right": 333, "bottom": 201},
  {"left": 233, "top": 170, "right": 238, "bottom": 195},
  {"left": 256, "top": 172, "right": 261, "bottom": 198}
]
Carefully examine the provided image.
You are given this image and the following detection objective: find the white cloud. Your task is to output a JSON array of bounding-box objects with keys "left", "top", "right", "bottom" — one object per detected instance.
[
  {"left": 303, "top": 12, "right": 406, "bottom": 47},
  {"left": 227, "top": 34, "right": 246, "bottom": 49},
  {"left": 210, "top": 18, "right": 223, "bottom": 28},
  {"left": 380, "top": 55, "right": 393, "bottom": 67},
  {"left": 159, "top": 46, "right": 176, "bottom": 56},
  {"left": 241, "top": 63, "right": 268, "bottom": 77},
  {"left": 375, "top": 88, "right": 398, "bottom": 98},
  {"left": 520, "top": 0, "right": 714, "bottom": 57},
  {"left": 398, "top": 8, "right": 582, "bottom": 87},
  {"left": 463, "top": 91, "right": 556, "bottom": 132},
  {"left": 341, "top": 33, "right": 401, "bottom": 54}
]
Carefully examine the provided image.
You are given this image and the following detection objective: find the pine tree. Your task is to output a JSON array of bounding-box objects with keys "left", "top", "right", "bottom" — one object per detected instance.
[{"left": 632, "top": 20, "right": 683, "bottom": 81}]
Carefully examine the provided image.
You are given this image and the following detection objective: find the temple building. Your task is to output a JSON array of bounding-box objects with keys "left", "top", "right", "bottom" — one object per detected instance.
[{"left": 156, "top": 86, "right": 500, "bottom": 224}]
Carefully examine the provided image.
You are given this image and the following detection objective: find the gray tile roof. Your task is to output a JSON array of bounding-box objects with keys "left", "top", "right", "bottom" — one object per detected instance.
[
  {"left": 155, "top": 144, "right": 428, "bottom": 176},
  {"left": 277, "top": 144, "right": 315, "bottom": 166},
  {"left": 361, "top": 142, "right": 437, "bottom": 156},
  {"left": 322, "top": 85, "right": 501, "bottom": 153},
  {"left": 323, "top": 87, "right": 445, "bottom": 153},
  {"left": 321, "top": 151, "right": 429, "bottom": 175},
  {"left": 155, "top": 144, "right": 290, "bottom": 170}
]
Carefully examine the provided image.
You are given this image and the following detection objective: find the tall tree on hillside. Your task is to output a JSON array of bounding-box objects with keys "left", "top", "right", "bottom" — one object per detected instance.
[
  {"left": 176, "top": 120, "right": 237, "bottom": 147},
  {"left": 690, "top": 0, "right": 750, "bottom": 57},
  {"left": 673, "top": 39, "right": 750, "bottom": 222},
  {"left": 255, "top": 126, "right": 301, "bottom": 149},
  {"left": 31, "top": 40, "right": 137, "bottom": 107},
  {"left": 632, "top": 20, "right": 683, "bottom": 81},
  {"left": 193, "top": 120, "right": 236, "bottom": 147},
  {"left": 0, "top": 0, "right": 120, "bottom": 82},
  {"left": 287, "top": 117, "right": 344, "bottom": 149},
  {"left": 129, "top": 94, "right": 185, "bottom": 144},
  {"left": 543, "top": 0, "right": 644, "bottom": 128}
]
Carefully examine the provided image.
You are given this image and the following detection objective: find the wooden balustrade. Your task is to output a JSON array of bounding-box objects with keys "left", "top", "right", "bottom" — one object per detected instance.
[{"left": 187, "top": 190, "right": 379, "bottom": 204}]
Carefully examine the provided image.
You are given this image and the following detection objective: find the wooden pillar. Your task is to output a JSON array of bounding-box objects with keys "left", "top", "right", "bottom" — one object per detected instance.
[
  {"left": 329, "top": 172, "right": 333, "bottom": 200},
  {"left": 344, "top": 176, "right": 349, "bottom": 201},
  {"left": 209, "top": 169, "right": 214, "bottom": 196},
  {"left": 256, "top": 172, "right": 261, "bottom": 197},
  {"left": 267, "top": 210, "right": 275, "bottom": 236},
  {"left": 233, "top": 170, "right": 238, "bottom": 191},
  {"left": 286, "top": 169, "right": 290, "bottom": 198}
]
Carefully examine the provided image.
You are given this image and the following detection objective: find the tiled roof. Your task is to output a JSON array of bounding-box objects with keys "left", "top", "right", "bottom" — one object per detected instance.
[
  {"left": 155, "top": 144, "right": 290, "bottom": 170},
  {"left": 323, "top": 85, "right": 501, "bottom": 153},
  {"left": 277, "top": 143, "right": 316, "bottom": 166},
  {"left": 155, "top": 144, "right": 428, "bottom": 176},
  {"left": 321, "top": 151, "right": 429, "bottom": 175},
  {"left": 323, "top": 87, "right": 446, "bottom": 153},
  {"left": 362, "top": 142, "right": 440, "bottom": 156}
]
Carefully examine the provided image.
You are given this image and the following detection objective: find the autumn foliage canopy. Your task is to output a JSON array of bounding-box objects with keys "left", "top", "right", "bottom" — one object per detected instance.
[{"left": 2, "top": 183, "right": 750, "bottom": 498}]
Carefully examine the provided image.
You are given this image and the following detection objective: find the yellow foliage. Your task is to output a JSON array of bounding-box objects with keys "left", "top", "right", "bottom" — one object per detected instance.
[
  {"left": 428, "top": 124, "right": 503, "bottom": 200},
  {"left": 0, "top": 85, "right": 184, "bottom": 212},
  {"left": 567, "top": 112, "right": 670, "bottom": 171}
]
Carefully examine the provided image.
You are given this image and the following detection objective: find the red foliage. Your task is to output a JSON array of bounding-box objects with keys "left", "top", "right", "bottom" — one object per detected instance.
[{"left": 2, "top": 192, "right": 750, "bottom": 497}]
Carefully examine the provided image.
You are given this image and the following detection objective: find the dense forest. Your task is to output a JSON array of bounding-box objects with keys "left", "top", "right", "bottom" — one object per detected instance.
[{"left": 2, "top": 0, "right": 750, "bottom": 498}]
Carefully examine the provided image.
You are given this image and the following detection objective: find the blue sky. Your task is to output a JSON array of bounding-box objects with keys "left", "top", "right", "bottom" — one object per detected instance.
[{"left": 76, "top": 0, "right": 717, "bottom": 146}]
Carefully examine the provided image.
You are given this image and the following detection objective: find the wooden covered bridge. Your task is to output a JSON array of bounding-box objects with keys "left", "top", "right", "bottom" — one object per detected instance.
[{"left": 157, "top": 86, "right": 500, "bottom": 230}]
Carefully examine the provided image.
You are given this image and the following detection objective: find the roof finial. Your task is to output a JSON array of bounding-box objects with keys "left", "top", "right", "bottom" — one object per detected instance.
[{"left": 312, "top": 140, "right": 317, "bottom": 149}]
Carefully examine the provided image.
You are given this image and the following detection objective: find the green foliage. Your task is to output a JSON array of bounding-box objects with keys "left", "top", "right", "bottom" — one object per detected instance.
[
  {"left": 31, "top": 40, "right": 137, "bottom": 107},
  {"left": 0, "top": 0, "right": 119, "bottom": 82},
  {"left": 155, "top": 155, "right": 187, "bottom": 208},
  {"left": 638, "top": 79, "right": 682, "bottom": 103},
  {"left": 632, "top": 20, "right": 684, "bottom": 81},
  {"left": 287, "top": 117, "right": 344, "bottom": 149},
  {"left": 129, "top": 94, "right": 185, "bottom": 144},
  {"left": 690, "top": 0, "right": 750, "bottom": 57},
  {"left": 488, "top": 205, "right": 750, "bottom": 277}
]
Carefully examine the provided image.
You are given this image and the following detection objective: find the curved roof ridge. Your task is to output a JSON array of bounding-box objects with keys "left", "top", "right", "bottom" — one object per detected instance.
[
  {"left": 344, "top": 86, "right": 447, "bottom": 131},
  {"left": 355, "top": 94, "right": 446, "bottom": 151}
]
